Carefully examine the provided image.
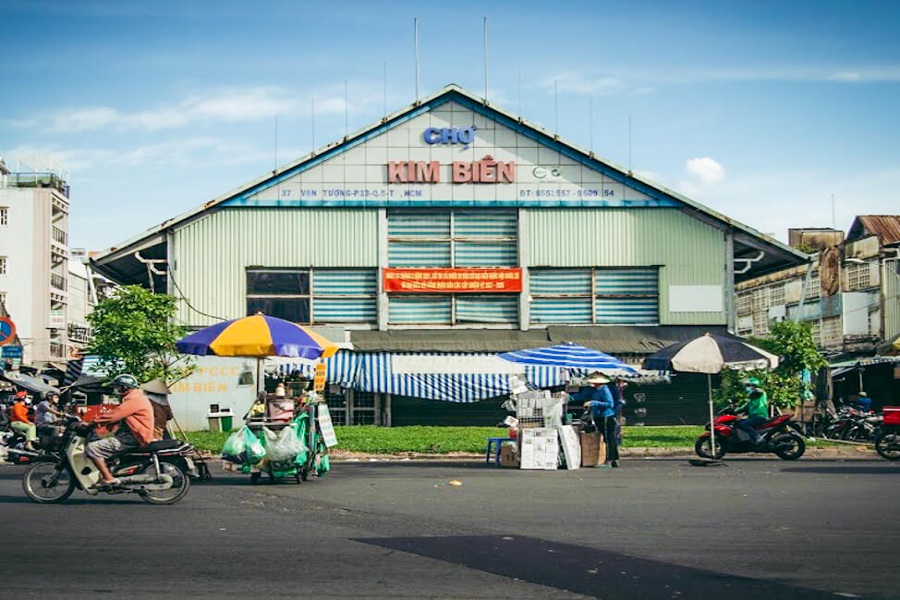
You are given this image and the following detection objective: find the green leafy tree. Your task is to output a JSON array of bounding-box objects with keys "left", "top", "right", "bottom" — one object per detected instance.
[
  {"left": 85, "top": 285, "right": 195, "bottom": 385},
  {"left": 749, "top": 320, "right": 827, "bottom": 410}
]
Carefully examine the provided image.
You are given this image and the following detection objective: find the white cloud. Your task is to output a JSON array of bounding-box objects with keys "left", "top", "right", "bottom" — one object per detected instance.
[
  {"left": 675, "top": 157, "right": 726, "bottom": 196},
  {"left": 686, "top": 157, "right": 725, "bottom": 186}
]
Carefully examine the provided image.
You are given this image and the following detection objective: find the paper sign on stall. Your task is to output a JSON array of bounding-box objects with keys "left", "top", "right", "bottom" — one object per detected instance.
[
  {"left": 557, "top": 425, "right": 581, "bottom": 470},
  {"left": 316, "top": 404, "right": 338, "bottom": 448}
]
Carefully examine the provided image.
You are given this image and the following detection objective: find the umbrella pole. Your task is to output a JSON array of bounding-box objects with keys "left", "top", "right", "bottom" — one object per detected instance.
[{"left": 708, "top": 373, "right": 716, "bottom": 459}]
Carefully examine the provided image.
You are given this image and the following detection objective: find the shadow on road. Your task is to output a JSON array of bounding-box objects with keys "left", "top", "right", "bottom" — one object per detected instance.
[
  {"left": 782, "top": 464, "right": 900, "bottom": 475},
  {"left": 356, "top": 534, "right": 836, "bottom": 599}
]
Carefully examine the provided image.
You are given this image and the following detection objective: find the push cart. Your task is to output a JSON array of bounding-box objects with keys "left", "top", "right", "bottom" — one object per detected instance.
[{"left": 223, "top": 392, "right": 333, "bottom": 484}]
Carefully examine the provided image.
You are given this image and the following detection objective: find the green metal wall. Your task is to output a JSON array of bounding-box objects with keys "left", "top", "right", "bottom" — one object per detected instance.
[
  {"left": 172, "top": 208, "right": 379, "bottom": 326},
  {"left": 527, "top": 208, "right": 727, "bottom": 325}
]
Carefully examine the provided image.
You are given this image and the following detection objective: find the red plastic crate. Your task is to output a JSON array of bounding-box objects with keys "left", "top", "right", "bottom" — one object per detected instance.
[{"left": 884, "top": 407, "right": 900, "bottom": 425}]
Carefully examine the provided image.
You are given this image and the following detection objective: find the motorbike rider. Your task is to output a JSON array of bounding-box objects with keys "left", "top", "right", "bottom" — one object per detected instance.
[
  {"left": 736, "top": 377, "right": 769, "bottom": 445},
  {"left": 9, "top": 391, "right": 37, "bottom": 451},
  {"left": 84, "top": 374, "right": 154, "bottom": 488}
]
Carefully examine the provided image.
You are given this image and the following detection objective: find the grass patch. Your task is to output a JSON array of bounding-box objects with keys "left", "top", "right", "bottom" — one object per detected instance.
[{"left": 183, "top": 424, "right": 707, "bottom": 455}]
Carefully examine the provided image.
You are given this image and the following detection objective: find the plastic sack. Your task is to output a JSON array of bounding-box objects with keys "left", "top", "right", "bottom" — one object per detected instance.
[
  {"left": 221, "top": 427, "right": 248, "bottom": 462},
  {"left": 222, "top": 426, "right": 265, "bottom": 465},
  {"left": 264, "top": 425, "right": 308, "bottom": 463}
]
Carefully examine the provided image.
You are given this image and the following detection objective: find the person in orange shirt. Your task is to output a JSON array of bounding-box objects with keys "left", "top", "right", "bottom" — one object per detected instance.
[
  {"left": 84, "top": 374, "right": 154, "bottom": 488},
  {"left": 9, "top": 390, "right": 37, "bottom": 451}
]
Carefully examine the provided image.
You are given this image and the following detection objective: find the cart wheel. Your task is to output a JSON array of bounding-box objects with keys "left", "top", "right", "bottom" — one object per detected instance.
[{"left": 250, "top": 472, "right": 261, "bottom": 485}]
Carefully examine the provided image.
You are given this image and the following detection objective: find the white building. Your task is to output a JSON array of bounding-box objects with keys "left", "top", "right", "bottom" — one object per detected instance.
[{"left": 0, "top": 157, "right": 71, "bottom": 369}]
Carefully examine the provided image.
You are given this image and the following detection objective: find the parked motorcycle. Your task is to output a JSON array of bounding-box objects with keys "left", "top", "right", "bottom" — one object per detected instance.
[
  {"left": 823, "top": 404, "right": 881, "bottom": 443},
  {"left": 695, "top": 405, "right": 806, "bottom": 460},
  {"left": 874, "top": 407, "right": 900, "bottom": 461},
  {"left": 21, "top": 416, "right": 194, "bottom": 505}
]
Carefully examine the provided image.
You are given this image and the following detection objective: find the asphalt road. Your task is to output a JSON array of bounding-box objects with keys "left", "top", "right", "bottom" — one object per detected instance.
[{"left": 0, "top": 456, "right": 898, "bottom": 599}]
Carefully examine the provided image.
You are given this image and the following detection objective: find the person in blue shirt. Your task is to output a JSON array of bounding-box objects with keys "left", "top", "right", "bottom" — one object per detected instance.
[
  {"left": 855, "top": 392, "right": 872, "bottom": 413},
  {"left": 573, "top": 372, "right": 619, "bottom": 468}
]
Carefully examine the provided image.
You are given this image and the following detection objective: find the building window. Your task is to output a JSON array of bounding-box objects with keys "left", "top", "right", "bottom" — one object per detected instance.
[
  {"left": 768, "top": 283, "right": 785, "bottom": 306},
  {"left": 752, "top": 311, "right": 769, "bottom": 336},
  {"left": 804, "top": 271, "right": 820, "bottom": 301},
  {"left": 0, "top": 257, "right": 6, "bottom": 276},
  {"left": 821, "top": 316, "right": 842, "bottom": 347},
  {"left": 386, "top": 209, "right": 519, "bottom": 325},
  {"left": 246, "top": 268, "right": 376, "bottom": 324},
  {"left": 846, "top": 262, "right": 871, "bottom": 291},
  {"left": 736, "top": 291, "right": 752, "bottom": 316},
  {"left": 530, "top": 267, "right": 659, "bottom": 325},
  {"left": 0, "top": 207, "right": 7, "bottom": 226}
]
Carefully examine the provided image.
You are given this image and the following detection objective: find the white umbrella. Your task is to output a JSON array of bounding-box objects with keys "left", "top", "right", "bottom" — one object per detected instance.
[{"left": 643, "top": 333, "right": 779, "bottom": 460}]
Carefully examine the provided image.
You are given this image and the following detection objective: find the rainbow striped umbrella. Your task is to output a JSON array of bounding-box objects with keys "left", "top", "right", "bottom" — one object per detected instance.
[{"left": 176, "top": 313, "right": 338, "bottom": 360}]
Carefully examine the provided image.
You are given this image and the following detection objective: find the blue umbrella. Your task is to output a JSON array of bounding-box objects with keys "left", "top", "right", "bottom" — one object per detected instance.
[{"left": 497, "top": 342, "right": 638, "bottom": 376}]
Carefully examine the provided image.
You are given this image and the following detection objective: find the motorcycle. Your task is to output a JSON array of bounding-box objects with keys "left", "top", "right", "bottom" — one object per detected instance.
[
  {"left": 695, "top": 405, "right": 807, "bottom": 460},
  {"left": 874, "top": 407, "right": 900, "bottom": 461},
  {"left": 1, "top": 429, "right": 45, "bottom": 465},
  {"left": 823, "top": 404, "right": 881, "bottom": 442},
  {"left": 21, "top": 416, "right": 195, "bottom": 505}
]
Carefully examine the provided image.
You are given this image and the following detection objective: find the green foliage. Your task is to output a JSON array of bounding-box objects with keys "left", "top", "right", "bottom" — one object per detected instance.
[
  {"left": 183, "top": 425, "right": 706, "bottom": 455},
  {"left": 86, "top": 285, "right": 195, "bottom": 384},
  {"left": 744, "top": 320, "right": 827, "bottom": 410}
]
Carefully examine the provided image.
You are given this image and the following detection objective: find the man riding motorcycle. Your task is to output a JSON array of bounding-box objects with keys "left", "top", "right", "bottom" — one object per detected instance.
[
  {"left": 735, "top": 377, "right": 769, "bottom": 445},
  {"left": 84, "top": 374, "right": 154, "bottom": 488}
]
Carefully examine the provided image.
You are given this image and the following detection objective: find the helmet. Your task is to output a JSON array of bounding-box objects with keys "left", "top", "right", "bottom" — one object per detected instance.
[
  {"left": 110, "top": 374, "right": 140, "bottom": 391},
  {"left": 859, "top": 392, "right": 868, "bottom": 398},
  {"left": 14, "top": 390, "right": 27, "bottom": 399},
  {"left": 744, "top": 377, "right": 762, "bottom": 387}
]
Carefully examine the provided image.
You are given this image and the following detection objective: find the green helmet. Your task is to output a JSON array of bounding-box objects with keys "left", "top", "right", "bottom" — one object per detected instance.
[
  {"left": 744, "top": 377, "right": 762, "bottom": 387},
  {"left": 110, "top": 373, "right": 139, "bottom": 391}
]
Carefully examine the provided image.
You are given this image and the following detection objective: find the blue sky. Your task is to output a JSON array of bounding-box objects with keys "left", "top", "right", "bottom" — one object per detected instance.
[{"left": 2, "top": 0, "right": 898, "bottom": 252}]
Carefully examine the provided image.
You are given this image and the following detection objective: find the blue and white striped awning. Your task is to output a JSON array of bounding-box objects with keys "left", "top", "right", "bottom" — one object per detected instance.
[{"left": 272, "top": 351, "right": 566, "bottom": 403}]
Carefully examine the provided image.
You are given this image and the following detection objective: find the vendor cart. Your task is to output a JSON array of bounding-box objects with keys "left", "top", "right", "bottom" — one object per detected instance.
[{"left": 223, "top": 391, "right": 333, "bottom": 484}]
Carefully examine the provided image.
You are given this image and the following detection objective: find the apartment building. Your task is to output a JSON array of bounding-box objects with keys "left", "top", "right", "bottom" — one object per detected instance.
[
  {"left": 0, "top": 157, "right": 71, "bottom": 368},
  {"left": 735, "top": 216, "right": 900, "bottom": 357}
]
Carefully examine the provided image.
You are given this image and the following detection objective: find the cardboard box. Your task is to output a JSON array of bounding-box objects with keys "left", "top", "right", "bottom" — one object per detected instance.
[
  {"left": 520, "top": 428, "right": 559, "bottom": 470},
  {"left": 580, "top": 432, "right": 606, "bottom": 467},
  {"left": 499, "top": 443, "right": 519, "bottom": 467}
]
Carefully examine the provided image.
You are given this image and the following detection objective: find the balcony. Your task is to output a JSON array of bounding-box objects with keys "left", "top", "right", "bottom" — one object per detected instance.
[
  {"left": 49, "top": 341, "right": 68, "bottom": 360},
  {"left": 8, "top": 172, "right": 70, "bottom": 198},
  {"left": 51, "top": 273, "right": 67, "bottom": 291},
  {"left": 52, "top": 226, "right": 67, "bottom": 245},
  {"left": 68, "top": 324, "right": 92, "bottom": 344}
]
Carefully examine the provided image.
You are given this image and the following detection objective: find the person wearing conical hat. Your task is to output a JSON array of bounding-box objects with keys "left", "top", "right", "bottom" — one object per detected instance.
[{"left": 573, "top": 372, "right": 620, "bottom": 468}]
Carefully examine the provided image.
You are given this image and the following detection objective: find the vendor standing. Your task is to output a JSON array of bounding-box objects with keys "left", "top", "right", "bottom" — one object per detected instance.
[{"left": 572, "top": 372, "right": 620, "bottom": 468}]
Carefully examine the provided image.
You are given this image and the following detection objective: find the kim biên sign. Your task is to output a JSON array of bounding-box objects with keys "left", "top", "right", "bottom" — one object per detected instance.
[{"left": 388, "top": 156, "right": 515, "bottom": 184}]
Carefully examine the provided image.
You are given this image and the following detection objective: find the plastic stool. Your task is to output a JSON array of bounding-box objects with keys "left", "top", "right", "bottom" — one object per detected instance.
[{"left": 485, "top": 437, "right": 515, "bottom": 466}]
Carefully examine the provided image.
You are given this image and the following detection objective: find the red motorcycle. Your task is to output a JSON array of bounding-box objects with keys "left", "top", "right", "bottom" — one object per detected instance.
[{"left": 695, "top": 405, "right": 806, "bottom": 460}]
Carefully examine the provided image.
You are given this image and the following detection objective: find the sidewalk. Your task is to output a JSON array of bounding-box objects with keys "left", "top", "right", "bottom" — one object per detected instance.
[{"left": 327, "top": 443, "right": 880, "bottom": 462}]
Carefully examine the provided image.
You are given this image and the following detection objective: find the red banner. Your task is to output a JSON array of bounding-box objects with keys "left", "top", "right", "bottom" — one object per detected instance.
[{"left": 383, "top": 268, "right": 523, "bottom": 293}]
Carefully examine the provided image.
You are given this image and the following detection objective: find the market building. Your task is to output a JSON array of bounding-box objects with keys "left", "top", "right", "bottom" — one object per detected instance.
[{"left": 90, "top": 84, "right": 808, "bottom": 430}]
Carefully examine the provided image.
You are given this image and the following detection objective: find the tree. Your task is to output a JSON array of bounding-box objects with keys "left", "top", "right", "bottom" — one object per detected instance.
[
  {"left": 85, "top": 285, "right": 195, "bottom": 384},
  {"left": 748, "top": 320, "right": 827, "bottom": 410}
]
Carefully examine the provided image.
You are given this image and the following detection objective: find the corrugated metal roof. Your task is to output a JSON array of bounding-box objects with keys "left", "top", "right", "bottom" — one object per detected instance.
[
  {"left": 91, "top": 84, "right": 808, "bottom": 285},
  {"left": 349, "top": 325, "right": 730, "bottom": 355},
  {"left": 846, "top": 215, "right": 900, "bottom": 245}
]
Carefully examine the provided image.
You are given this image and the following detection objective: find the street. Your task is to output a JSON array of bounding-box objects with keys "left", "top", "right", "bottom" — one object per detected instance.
[{"left": 0, "top": 456, "right": 898, "bottom": 599}]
